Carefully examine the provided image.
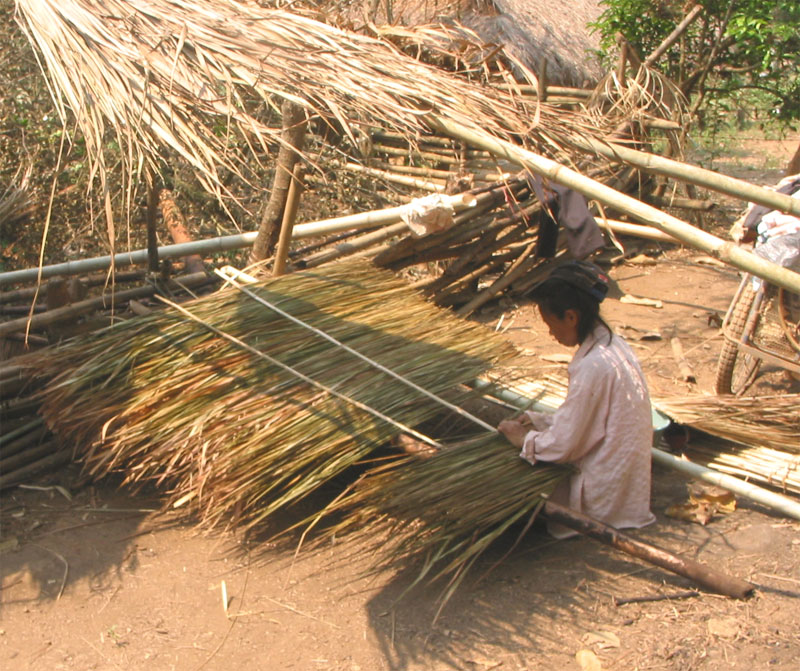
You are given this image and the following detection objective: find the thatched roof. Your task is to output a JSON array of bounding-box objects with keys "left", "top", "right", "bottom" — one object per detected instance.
[
  {"left": 15, "top": 0, "right": 609, "bottom": 217},
  {"left": 350, "top": 0, "right": 605, "bottom": 87}
]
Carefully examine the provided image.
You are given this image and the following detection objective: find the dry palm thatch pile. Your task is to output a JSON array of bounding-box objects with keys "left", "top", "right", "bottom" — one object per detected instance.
[
  {"left": 14, "top": 0, "right": 616, "bottom": 217},
  {"left": 316, "top": 433, "right": 568, "bottom": 609},
  {"left": 17, "top": 259, "right": 568, "bottom": 534}
]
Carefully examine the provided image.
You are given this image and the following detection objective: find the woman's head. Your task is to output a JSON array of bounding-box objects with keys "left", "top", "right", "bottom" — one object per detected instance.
[{"left": 528, "top": 261, "right": 610, "bottom": 345}]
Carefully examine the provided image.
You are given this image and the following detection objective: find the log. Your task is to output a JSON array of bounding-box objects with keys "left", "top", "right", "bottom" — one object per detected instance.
[
  {"left": 160, "top": 190, "right": 206, "bottom": 274},
  {"left": 428, "top": 116, "right": 800, "bottom": 295},
  {"left": 543, "top": 500, "right": 754, "bottom": 599}
]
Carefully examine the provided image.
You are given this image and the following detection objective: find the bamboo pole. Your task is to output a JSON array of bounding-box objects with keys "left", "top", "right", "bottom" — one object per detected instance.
[
  {"left": 544, "top": 500, "right": 753, "bottom": 598},
  {"left": 273, "top": 163, "right": 305, "bottom": 276},
  {"left": 0, "top": 445, "right": 71, "bottom": 491},
  {"left": 344, "top": 163, "right": 446, "bottom": 192},
  {"left": 0, "top": 194, "right": 479, "bottom": 286},
  {"left": 569, "top": 135, "right": 800, "bottom": 218},
  {"left": 599, "top": 219, "right": 680, "bottom": 244},
  {"left": 427, "top": 116, "right": 800, "bottom": 295},
  {"left": 0, "top": 272, "right": 214, "bottom": 338}
]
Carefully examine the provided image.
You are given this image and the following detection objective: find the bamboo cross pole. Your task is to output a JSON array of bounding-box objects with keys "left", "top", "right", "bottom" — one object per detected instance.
[
  {"left": 569, "top": 135, "right": 800, "bottom": 218},
  {"left": 428, "top": 117, "right": 800, "bottom": 295}
]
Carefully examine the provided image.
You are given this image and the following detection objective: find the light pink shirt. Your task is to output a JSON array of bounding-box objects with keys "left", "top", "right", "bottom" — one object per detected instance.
[{"left": 521, "top": 325, "right": 656, "bottom": 538}]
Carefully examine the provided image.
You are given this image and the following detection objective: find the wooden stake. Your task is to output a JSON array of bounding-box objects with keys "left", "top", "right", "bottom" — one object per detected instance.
[{"left": 273, "top": 163, "right": 305, "bottom": 276}]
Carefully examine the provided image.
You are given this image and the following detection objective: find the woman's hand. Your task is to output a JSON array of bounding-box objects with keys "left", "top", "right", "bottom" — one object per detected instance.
[{"left": 498, "top": 419, "right": 529, "bottom": 449}]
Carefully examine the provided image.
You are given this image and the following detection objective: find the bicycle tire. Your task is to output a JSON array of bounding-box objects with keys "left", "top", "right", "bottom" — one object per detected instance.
[{"left": 715, "top": 281, "right": 762, "bottom": 395}]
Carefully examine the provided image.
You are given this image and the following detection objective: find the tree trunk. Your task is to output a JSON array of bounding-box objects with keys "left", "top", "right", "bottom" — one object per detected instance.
[
  {"left": 787, "top": 140, "right": 800, "bottom": 176},
  {"left": 249, "top": 101, "right": 307, "bottom": 266}
]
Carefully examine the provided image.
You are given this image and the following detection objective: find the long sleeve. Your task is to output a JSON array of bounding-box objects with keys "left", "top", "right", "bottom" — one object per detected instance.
[{"left": 521, "top": 358, "right": 609, "bottom": 464}]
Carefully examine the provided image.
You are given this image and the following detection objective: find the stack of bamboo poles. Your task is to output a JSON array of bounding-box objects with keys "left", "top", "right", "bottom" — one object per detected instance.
[{"left": 15, "top": 259, "right": 535, "bottom": 532}]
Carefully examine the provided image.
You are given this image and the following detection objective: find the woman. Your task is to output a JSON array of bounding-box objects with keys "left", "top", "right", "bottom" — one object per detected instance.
[{"left": 498, "top": 260, "right": 656, "bottom": 538}]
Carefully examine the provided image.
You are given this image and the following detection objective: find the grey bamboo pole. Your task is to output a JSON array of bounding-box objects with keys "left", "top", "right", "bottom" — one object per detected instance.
[{"left": 428, "top": 117, "right": 800, "bottom": 295}]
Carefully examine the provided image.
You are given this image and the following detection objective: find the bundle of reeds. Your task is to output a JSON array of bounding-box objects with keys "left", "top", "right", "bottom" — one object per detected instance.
[
  {"left": 654, "top": 394, "right": 800, "bottom": 455},
  {"left": 319, "top": 432, "right": 569, "bottom": 610},
  {"left": 23, "top": 259, "right": 517, "bottom": 530}
]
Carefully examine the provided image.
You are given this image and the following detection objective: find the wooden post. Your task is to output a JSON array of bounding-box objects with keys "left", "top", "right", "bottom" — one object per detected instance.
[
  {"left": 273, "top": 163, "right": 305, "bottom": 276},
  {"left": 145, "top": 172, "right": 160, "bottom": 274},
  {"left": 249, "top": 101, "right": 307, "bottom": 266},
  {"left": 544, "top": 500, "right": 754, "bottom": 599}
]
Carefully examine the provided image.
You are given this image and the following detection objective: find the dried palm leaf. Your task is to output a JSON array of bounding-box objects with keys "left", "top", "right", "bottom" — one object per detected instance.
[
  {"left": 14, "top": 0, "right": 613, "bottom": 212},
  {"left": 25, "top": 259, "right": 517, "bottom": 530}
]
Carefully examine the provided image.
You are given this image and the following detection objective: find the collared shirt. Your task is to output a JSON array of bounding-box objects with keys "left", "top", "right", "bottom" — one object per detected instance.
[{"left": 521, "top": 325, "right": 656, "bottom": 538}]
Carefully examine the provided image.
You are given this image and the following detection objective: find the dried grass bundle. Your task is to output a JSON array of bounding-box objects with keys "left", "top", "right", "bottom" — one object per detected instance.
[
  {"left": 654, "top": 394, "right": 800, "bottom": 455},
  {"left": 26, "top": 259, "right": 516, "bottom": 530},
  {"left": 318, "top": 432, "right": 568, "bottom": 611}
]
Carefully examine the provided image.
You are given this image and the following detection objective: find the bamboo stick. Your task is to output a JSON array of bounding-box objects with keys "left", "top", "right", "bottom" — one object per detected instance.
[
  {"left": 0, "top": 272, "right": 214, "bottom": 338},
  {"left": 428, "top": 116, "right": 800, "bottom": 295},
  {"left": 647, "top": 195, "right": 715, "bottom": 211},
  {"left": 0, "top": 425, "right": 50, "bottom": 460},
  {"left": 456, "top": 242, "right": 540, "bottom": 316},
  {"left": 544, "top": 500, "right": 753, "bottom": 598},
  {"left": 298, "top": 222, "right": 409, "bottom": 269},
  {"left": 273, "top": 163, "right": 305, "bottom": 276},
  {"left": 344, "top": 163, "right": 446, "bottom": 192},
  {"left": 0, "top": 445, "right": 71, "bottom": 491},
  {"left": 599, "top": 219, "right": 680, "bottom": 244},
  {"left": 0, "top": 271, "right": 145, "bottom": 304},
  {"left": 0, "top": 438, "right": 60, "bottom": 473}
]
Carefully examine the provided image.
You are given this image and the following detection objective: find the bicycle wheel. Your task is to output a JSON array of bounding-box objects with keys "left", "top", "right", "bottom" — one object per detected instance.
[{"left": 715, "top": 281, "right": 762, "bottom": 395}]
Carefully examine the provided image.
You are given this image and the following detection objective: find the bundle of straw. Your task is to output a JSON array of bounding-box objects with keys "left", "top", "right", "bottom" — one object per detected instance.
[
  {"left": 654, "top": 394, "right": 800, "bottom": 455},
  {"left": 319, "top": 433, "right": 568, "bottom": 612},
  {"left": 27, "top": 259, "right": 517, "bottom": 530}
]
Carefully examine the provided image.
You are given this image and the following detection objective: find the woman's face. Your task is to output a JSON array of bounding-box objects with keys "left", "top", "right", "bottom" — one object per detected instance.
[{"left": 538, "top": 305, "right": 580, "bottom": 347}]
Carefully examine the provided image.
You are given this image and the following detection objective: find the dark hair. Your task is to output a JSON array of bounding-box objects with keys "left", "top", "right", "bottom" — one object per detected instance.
[{"left": 529, "top": 277, "right": 612, "bottom": 344}]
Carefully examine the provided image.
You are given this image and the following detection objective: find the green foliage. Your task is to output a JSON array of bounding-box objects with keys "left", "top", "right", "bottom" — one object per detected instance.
[{"left": 591, "top": 0, "right": 800, "bottom": 125}]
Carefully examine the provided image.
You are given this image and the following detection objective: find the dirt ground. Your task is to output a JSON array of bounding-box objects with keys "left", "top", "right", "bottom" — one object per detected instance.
[{"left": 2, "top": 141, "right": 800, "bottom": 670}]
